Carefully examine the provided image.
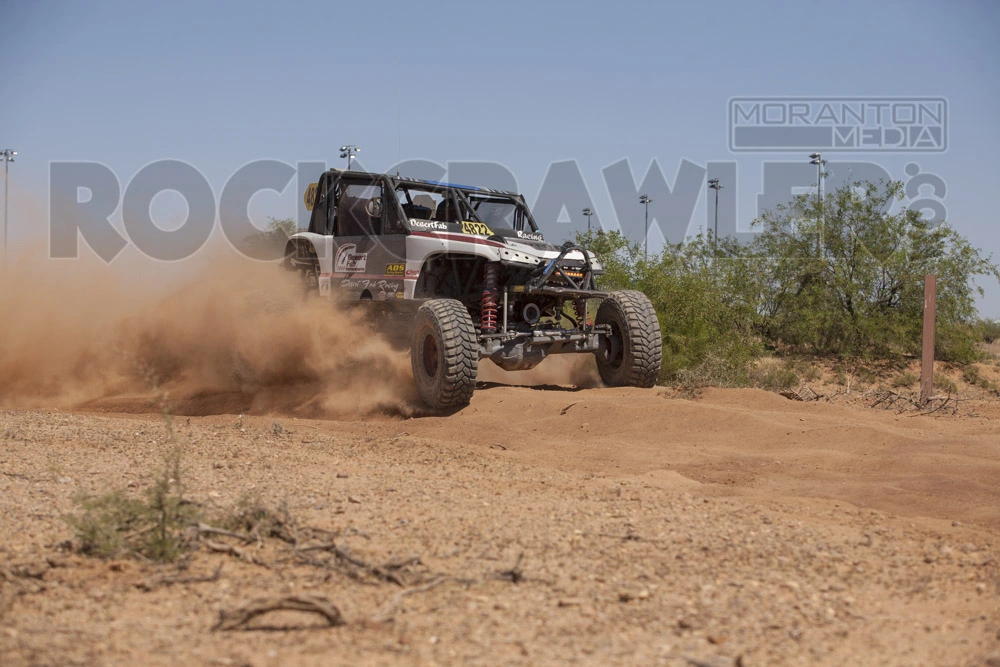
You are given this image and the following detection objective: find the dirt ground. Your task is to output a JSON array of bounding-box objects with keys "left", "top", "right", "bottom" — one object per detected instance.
[
  {"left": 2, "top": 380, "right": 999, "bottom": 666},
  {"left": 1, "top": 256, "right": 998, "bottom": 665}
]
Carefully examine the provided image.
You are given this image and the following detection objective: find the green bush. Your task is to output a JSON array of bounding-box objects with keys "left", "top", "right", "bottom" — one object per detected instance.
[
  {"left": 754, "top": 365, "right": 800, "bottom": 391},
  {"left": 675, "top": 353, "right": 752, "bottom": 390},
  {"left": 574, "top": 180, "right": 998, "bottom": 387},
  {"left": 577, "top": 230, "right": 761, "bottom": 385},
  {"left": 67, "top": 491, "right": 150, "bottom": 559},
  {"left": 858, "top": 368, "right": 878, "bottom": 385},
  {"left": 980, "top": 319, "right": 1000, "bottom": 344},
  {"left": 892, "top": 372, "right": 917, "bottom": 388},
  {"left": 797, "top": 363, "right": 822, "bottom": 382},
  {"left": 750, "top": 180, "right": 998, "bottom": 363},
  {"left": 933, "top": 372, "right": 958, "bottom": 394},
  {"left": 66, "top": 446, "right": 200, "bottom": 561}
]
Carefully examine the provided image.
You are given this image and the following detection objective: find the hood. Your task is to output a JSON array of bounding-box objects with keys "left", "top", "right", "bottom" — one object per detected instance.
[{"left": 406, "top": 219, "right": 602, "bottom": 269}]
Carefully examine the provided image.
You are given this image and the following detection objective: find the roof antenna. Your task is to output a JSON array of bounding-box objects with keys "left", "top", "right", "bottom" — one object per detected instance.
[{"left": 396, "top": 74, "right": 402, "bottom": 178}]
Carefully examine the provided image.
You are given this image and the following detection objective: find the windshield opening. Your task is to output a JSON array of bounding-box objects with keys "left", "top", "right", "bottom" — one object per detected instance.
[
  {"left": 467, "top": 195, "right": 533, "bottom": 232},
  {"left": 395, "top": 185, "right": 474, "bottom": 223},
  {"left": 394, "top": 181, "right": 539, "bottom": 234}
]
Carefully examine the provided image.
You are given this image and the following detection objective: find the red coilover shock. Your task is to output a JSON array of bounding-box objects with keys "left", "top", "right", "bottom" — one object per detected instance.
[
  {"left": 481, "top": 262, "right": 500, "bottom": 333},
  {"left": 574, "top": 298, "right": 590, "bottom": 328}
]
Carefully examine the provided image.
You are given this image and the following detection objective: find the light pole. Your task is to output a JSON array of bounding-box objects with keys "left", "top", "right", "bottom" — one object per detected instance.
[
  {"left": 339, "top": 145, "right": 360, "bottom": 170},
  {"left": 708, "top": 177, "right": 723, "bottom": 253},
  {"left": 582, "top": 207, "right": 594, "bottom": 233},
  {"left": 639, "top": 194, "right": 652, "bottom": 258},
  {"left": 1, "top": 148, "right": 16, "bottom": 271},
  {"left": 809, "top": 152, "right": 827, "bottom": 251}
]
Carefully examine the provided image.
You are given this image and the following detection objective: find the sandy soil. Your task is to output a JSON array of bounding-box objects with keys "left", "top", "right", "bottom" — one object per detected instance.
[
  {"left": 1, "top": 255, "right": 998, "bottom": 665},
  {"left": 2, "top": 381, "right": 998, "bottom": 666}
]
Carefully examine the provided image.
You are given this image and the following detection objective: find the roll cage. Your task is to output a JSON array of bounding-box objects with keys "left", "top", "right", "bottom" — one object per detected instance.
[{"left": 307, "top": 169, "right": 541, "bottom": 237}]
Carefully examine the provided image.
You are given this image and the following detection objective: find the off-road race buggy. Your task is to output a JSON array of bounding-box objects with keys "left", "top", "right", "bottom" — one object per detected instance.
[{"left": 283, "top": 169, "right": 661, "bottom": 410}]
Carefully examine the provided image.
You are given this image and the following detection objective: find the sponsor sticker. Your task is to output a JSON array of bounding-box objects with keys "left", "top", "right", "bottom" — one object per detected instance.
[
  {"left": 385, "top": 263, "right": 405, "bottom": 276},
  {"left": 516, "top": 230, "right": 544, "bottom": 241},
  {"left": 404, "top": 268, "right": 420, "bottom": 278},
  {"left": 409, "top": 219, "right": 448, "bottom": 230},
  {"left": 339, "top": 278, "right": 400, "bottom": 292},
  {"left": 334, "top": 243, "right": 367, "bottom": 273},
  {"left": 461, "top": 221, "right": 493, "bottom": 236}
]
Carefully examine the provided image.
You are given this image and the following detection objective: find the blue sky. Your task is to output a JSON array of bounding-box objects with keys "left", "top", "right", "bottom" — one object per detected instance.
[{"left": 2, "top": 0, "right": 999, "bottom": 315}]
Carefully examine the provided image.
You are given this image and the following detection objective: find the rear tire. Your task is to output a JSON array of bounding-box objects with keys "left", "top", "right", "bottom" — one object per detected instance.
[
  {"left": 594, "top": 290, "right": 661, "bottom": 388},
  {"left": 410, "top": 299, "right": 479, "bottom": 409}
]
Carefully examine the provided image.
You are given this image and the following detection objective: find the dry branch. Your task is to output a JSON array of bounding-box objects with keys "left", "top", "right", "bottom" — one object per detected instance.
[
  {"left": 869, "top": 388, "right": 962, "bottom": 416},
  {"left": 138, "top": 563, "right": 223, "bottom": 591},
  {"left": 295, "top": 543, "right": 407, "bottom": 585},
  {"left": 213, "top": 595, "right": 345, "bottom": 631},
  {"left": 371, "top": 576, "right": 452, "bottom": 624},
  {"left": 203, "top": 540, "right": 268, "bottom": 567},
  {"left": 497, "top": 552, "right": 525, "bottom": 584},
  {"left": 196, "top": 523, "right": 254, "bottom": 544}
]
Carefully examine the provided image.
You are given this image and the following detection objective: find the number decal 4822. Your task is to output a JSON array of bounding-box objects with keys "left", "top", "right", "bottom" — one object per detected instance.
[{"left": 460, "top": 221, "right": 493, "bottom": 236}]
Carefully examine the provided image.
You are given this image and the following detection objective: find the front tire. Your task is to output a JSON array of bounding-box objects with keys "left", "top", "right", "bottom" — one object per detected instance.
[
  {"left": 410, "top": 299, "right": 479, "bottom": 409},
  {"left": 594, "top": 290, "right": 661, "bottom": 388}
]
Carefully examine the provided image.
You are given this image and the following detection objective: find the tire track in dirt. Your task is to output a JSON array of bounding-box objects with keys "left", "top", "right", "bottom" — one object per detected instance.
[{"left": 316, "top": 384, "right": 1000, "bottom": 530}]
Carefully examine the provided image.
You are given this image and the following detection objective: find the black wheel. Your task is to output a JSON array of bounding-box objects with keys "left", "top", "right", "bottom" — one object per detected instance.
[
  {"left": 410, "top": 299, "right": 479, "bottom": 409},
  {"left": 594, "top": 290, "right": 661, "bottom": 388}
]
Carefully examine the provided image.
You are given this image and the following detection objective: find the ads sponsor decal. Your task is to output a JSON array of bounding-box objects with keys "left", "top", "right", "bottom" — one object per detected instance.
[
  {"left": 516, "top": 230, "right": 544, "bottom": 241},
  {"left": 334, "top": 243, "right": 367, "bottom": 273},
  {"left": 385, "top": 263, "right": 405, "bottom": 276}
]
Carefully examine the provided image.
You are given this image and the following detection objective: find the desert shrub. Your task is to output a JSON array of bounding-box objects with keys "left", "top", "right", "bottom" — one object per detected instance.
[
  {"left": 933, "top": 372, "right": 958, "bottom": 394},
  {"left": 750, "top": 180, "right": 998, "bottom": 363},
  {"left": 980, "top": 319, "right": 1000, "bottom": 344},
  {"left": 675, "top": 353, "right": 753, "bottom": 390},
  {"left": 220, "top": 496, "right": 296, "bottom": 543},
  {"left": 577, "top": 230, "right": 761, "bottom": 384},
  {"left": 797, "top": 363, "right": 822, "bottom": 382},
  {"left": 67, "top": 491, "right": 150, "bottom": 559},
  {"left": 892, "top": 372, "right": 918, "bottom": 388},
  {"left": 962, "top": 365, "right": 980, "bottom": 385},
  {"left": 858, "top": 368, "right": 878, "bottom": 385},
  {"left": 754, "top": 365, "right": 800, "bottom": 391},
  {"left": 573, "top": 180, "right": 998, "bottom": 387},
  {"left": 957, "top": 364, "right": 999, "bottom": 394},
  {"left": 977, "top": 376, "right": 999, "bottom": 393},
  {"left": 66, "top": 446, "right": 200, "bottom": 561}
]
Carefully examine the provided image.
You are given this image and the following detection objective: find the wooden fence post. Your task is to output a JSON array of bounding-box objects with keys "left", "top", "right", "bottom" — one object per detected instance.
[{"left": 920, "top": 274, "right": 937, "bottom": 404}]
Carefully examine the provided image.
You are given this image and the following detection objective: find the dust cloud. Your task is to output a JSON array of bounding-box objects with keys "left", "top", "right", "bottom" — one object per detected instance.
[
  {"left": 0, "top": 247, "right": 417, "bottom": 418},
  {"left": 0, "top": 234, "right": 601, "bottom": 419},
  {"left": 477, "top": 353, "right": 602, "bottom": 388}
]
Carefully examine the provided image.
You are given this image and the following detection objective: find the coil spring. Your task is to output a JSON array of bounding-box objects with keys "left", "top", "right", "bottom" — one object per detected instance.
[
  {"left": 481, "top": 262, "right": 500, "bottom": 333},
  {"left": 575, "top": 298, "right": 590, "bottom": 327}
]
